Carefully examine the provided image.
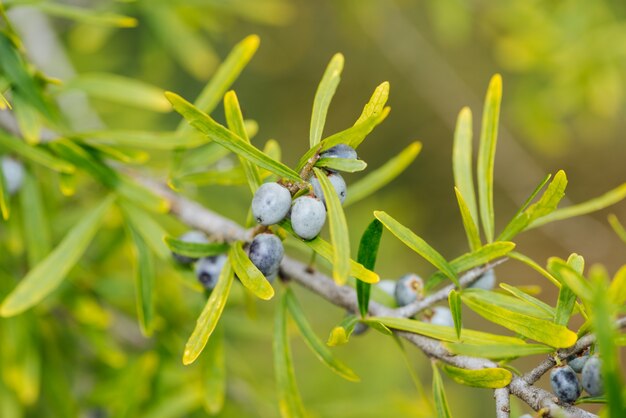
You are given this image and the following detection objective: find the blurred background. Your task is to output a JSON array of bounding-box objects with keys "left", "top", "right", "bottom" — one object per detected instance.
[{"left": 1, "top": 0, "right": 626, "bottom": 417}]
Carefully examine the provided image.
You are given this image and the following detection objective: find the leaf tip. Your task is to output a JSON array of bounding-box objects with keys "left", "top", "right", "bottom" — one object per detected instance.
[{"left": 243, "top": 34, "right": 261, "bottom": 50}]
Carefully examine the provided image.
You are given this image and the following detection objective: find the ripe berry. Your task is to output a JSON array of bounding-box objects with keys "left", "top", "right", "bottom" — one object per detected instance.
[
  {"left": 377, "top": 279, "right": 396, "bottom": 297},
  {"left": 352, "top": 321, "right": 369, "bottom": 336},
  {"left": 394, "top": 273, "right": 424, "bottom": 307},
  {"left": 568, "top": 354, "right": 589, "bottom": 374},
  {"left": 320, "top": 144, "right": 358, "bottom": 161},
  {"left": 248, "top": 233, "right": 284, "bottom": 282},
  {"left": 1, "top": 156, "right": 24, "bottom": 195},
  {"left": 430, "top": 306, "right": 454, "bottom": 327},
  {"left": 518, "top": 415, "right": 533, "bottom": 418},
  {"left": 469, "top": 269, "right": 496, "bottom": 290},
  {"left": 311, "top": 172, "right": 347, "bottom": 205},
  {"left": 290, "top": 195, "right": 326, "bottom": 240},
  {"left": 172, "top": 230, "right": 209, "bottom": 264},
  {"left": 251, "top": 182, "right": 291, "bottom": 226},
  {"left": 581, "top": 356, "right": 603, "bottom": 397},
  {"left": 550, "top": 365, "right": 581, "bottom": 404},
  {"left": 195, "top": 254, "right": 227, "bottom": 290}
]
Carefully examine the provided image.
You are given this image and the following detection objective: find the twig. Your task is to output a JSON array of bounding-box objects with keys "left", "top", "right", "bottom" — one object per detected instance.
[{"left": 495, "top": 387, "right": 510, "bottom": 418}]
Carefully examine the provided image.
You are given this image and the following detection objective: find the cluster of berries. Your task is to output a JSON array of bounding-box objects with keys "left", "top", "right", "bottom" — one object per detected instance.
[
  {"left": 251, "top": 144, "right": 355, "bottom": 240},
  {"left": 550, "top": 351, "right": 603, "bottom": 404},
  {"left": 1, "top": 156, "right": 24, "bottom": 195}
]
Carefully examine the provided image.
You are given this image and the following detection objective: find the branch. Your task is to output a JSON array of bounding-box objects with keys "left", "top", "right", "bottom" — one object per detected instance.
[{"left": 494, "top": 388, "right": 510, "bottom": 418}]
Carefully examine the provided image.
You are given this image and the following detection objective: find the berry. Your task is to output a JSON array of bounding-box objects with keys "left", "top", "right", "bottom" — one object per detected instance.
[
  {"left": 568, "top": 354, "right": 589, "bottom": 373},
  {"left": 550, "top": 365, "right": 581, "bottom": 404},
  {"left": 251, "top": 182, "right": 292, "bottom": 226},
  {"left": 290, "top": 195, "right": 326, "bottom": 240},
  {"left": 394, "top": 273, "right": 424, "bottom": 307},
  {"left": 195, "top": 254, "right": 227, "bottom": 290},
  {"left": 1, "top": 156, "right": 24, "bottom": 195},
  {"left": 352, "top": 321, "right": 369, "bottom": 336},
  {"left": 469, "top": 269, "right": 496, "bottom": 290},
  {"left": 172, "top": 230, "right": 209, "bottom": 264},
  {"left": 320, "top": 144, "right": 358, "bottom": 161},
  {"left": 430, "top": 306, "right": 454, "bottom": 327},
  {"left": 377, "top": 279, "right": 396, "bottom": 296},
  {"left": 311, "top": 172, "right": 347, "bottom": 205},
  {"left": 248, "top": 233, "right": 284, "bottom": 282},
  {"left": 581, "top": 356, "right": 603, "bottom": 397},
  {"left": 518, "top": 415, "right": 533, "bottom": 418}
]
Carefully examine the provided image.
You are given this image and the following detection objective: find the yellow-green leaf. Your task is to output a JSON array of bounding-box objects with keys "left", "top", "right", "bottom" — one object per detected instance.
[
  {"left": 452, "top": 107, "right": 478, "bottom": 229},
  {"left": 201, "top": 324, "right": 225, "bottom": 415},
  {"left": 33, "top": 2, "right": 137, "bottom": 27},
  {"left": 78, "top": 130, "right": 208, "bottom": 150},
  {"left": 229, "top": 242, "right": 274, "bottom": 300},
  {"left": 443, "top": 341, "right": 554, "bottom": 360},
  {"left": 0, "top": 131, "right": 74, "bottom": 173},
  {"left": 548, "top": 258, "right": 592, "bottom": 302},
  {"left": 608, "top": 265, "right": 626, "bottom": 306},
  {"left": 128, "top": 225, "right": 155, "bottom": 336},
  {"left": 119, "top": 202, "right": 170, "bottom": 260},
  {"left": 18, "top": 171, "right": 51, "bottom": 265},
  {"left": 448, "top": 290, "right": 462, "bottom": 339},
  {"left": 316, "top": 157, "right": 367, "bottom": 173},
  {"left": 310, "top": 53, "right": 344, "bottom": 147},
  {"left": 326, "top": 315, "right": 360, "bottom": 347},
  {"left": 454, "top": 187, "right": 481, "bottom": 251},
  {"left": 164, "top": 236, "right": 229, "bottom": 259},
  {"left": 440, "top": 364, "right": 512, "bottom": 389},
  {"left": 432, "top": 363, "right": 452, "bottom": 418},
  {"left": 608, "top": 214, "right": 626, "bottom": 244}
]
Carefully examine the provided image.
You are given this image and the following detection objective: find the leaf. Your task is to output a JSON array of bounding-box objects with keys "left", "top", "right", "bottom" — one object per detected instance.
[
  {"left": 354, "top": 81, "right": 390, "bottom": 125},
  {"left": 183, "top": 260, "right": 234, "bottom": 365},
  {"left": 128, "top": 225, "right": 155, "bottom": 336},
  {"left": 463, "top": 288, "right": 553, "bottom": 320},
  {"left": 316, "top": 157, "right": 367, "bottom": 173},
  {"left": 476, "top": 74, "right": 502, "bottom": 243},
  {"left": 12, "top": 92, "right": 42, "bottom": 145},
  {"left": 63, "top": 73, "right": 171, "bottom": 112},
  {"left": 201, "top": 324, "right": 225, "bottom": 415},
  {"left": 33, "top": 2, "right": 137, "bottom": 27},
  {"left": 224, "top": 91, "right": 262, "bottom": 193},
  {"left": 229, "top": 242, "right": 274, "bottom": 300},
  {"left": 529, "top": 183, "right": 626, "bottom": 228},
  {"left": 0, "top": 160, "right": 9, "bottom": 220},
  {"left": 369, "top": 317, "right": 526, "bottom": 345},
  {"left": 119, "top": 202, "right": 170, "bottom": 260},
  {"left": 277, "top": 221, "right": 379, "bottom": 283},
  {"left": 508, "top": 251, "right": 561, "bottom": 288},
  {"left": 575, "top": 396, "right": 607, "bottom": 405},
  {"left": 88, "top": 142, "right": 149, "bottom": 164},
  {"left": 448, "top": 290, "right": 462, "bottom": 339},
  {"left": 313, "top": 167, "right": 350, "bottom": 285},
  {"left": 344, "top": 141, "right": 421, "bottom": 207},
  {"left": 440, "top": 364, "right": 511, "bottom": 389},
  {"left": 499, "top": 283, "right": 555, "bottom": 318},
  {"left": 18, "top": 171, "right": 51, "bottom": 265},
  {"left": 166, "top": 92, "right": 302, "bottom": 182},
  {"left": 374, "top": 211, "right": 459, "bottom": 286},
  {"left": 498, "top": 173, "right": 551, "bottom": 237},
  {"left": 443, "top": 341, "right": 554, "bottom": 360},
  {"left": 327, "top": 315, "right": 360, "bottom": 347},
  {"left": 461, "top": 291, "right": 577, "bottom": 348},
  {"left": 547, "top": 258, "right": 592, "bottom": 302},
  {"left": 554, "top": 254, "right": 583, "bottom": 326},
  {"left": 608, "top": 265, "right": 626, "bottom": 306},
  {"left": 0, "top": 131, "right": 74, "bottom": 173},
  {"left": 498, "top": 170, "right": 567, "bottom": 241},
  {"left": 608, "top": 214, "right": 626, "bottom": 244},
  {"left": 452, "top": 107, "right": 478, "bottom": 228},
  {"left": 164, "top": 236, "right": 229, "bottom": 259},
  {"left": 310, "top": 53, "right": 344, "bottom": 147},
  {"left": 454, "top": 187, "right": 481, "bottom": 251},
  {"left": 285, "top": 289, "right": 359, "bottom": 382},
  {"left": 356, "top": 219, "right": 383, "bottom": 318},
  {"left": 391, "top": 335, "right": 432, "bottom": 411},
  {"left": 77, "top": 130, "right": 208, "bottom": 150},
  {"left": 432, "top": 363, "right": 452, "bottom": 418},
  {"left": 0, "top": 195, "right": 115, "bottom": 317},
  {"left": 274, "top": 291, "right": 306, "bottom": 418}
]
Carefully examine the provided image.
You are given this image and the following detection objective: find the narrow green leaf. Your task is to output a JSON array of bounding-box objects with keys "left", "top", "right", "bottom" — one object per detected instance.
[
  {"left": 498, "top": 173, "right": 551, "bottom": 236},
  {"left": 476, "top": 74, "right": 502, "bottom": 243},
  {"left": 88, "top": 142, "right": 149, "bottom": 164},
  {"left": 462, "top": 288, "right": 553, "bottom": 320},
  {"left": 454, "top": 187, "right": 481, "bottom": 251},
  {"left": 448, "top": 290, "right": 462, "bottom": 339},
  {"left": 310, "top": 53, "right": 344, "bottom": 147},
  {"left": 443, "top": 341, "right": 554, "bottom": 360},
  {"left": 0, "top": 195, "right": 115, "bottom": 317},
  {"left": 608, "top": 265, "right": 626, "bottom": 306},
  {"left": 498, "top": 170, "right": 567, "bottom": 241},
  {"left": 374, "top": 211, "right": 459, "bottom": 287},
  {"left": 432, "top": 363, "right": 452, "bottom": 418},
  {"left": 33, "top": 2, "right": 136, "bottom": 27},
  {"left": 440, "top": 364, "right": 512, "bottom": 389},
  {"left": 461, "top": 291, "right": 577, "bottom": 348},
  {"left": 224, "top": 91, "right": 262, "bottom": 193},
  {"left": 452, "top": 107, "right": 478, "bottom": 226},
  {"left": 313, "top": 167, "right": 350, "bottom": 285},
  {"left": 499, "top": 283, "right": 555, "bottom": 318},
  {"left": 316, "top": 157, "right": 367, "bottom": 173},
  {"left": 608, "top": 214, "right": 626, "bottom": 244},
  {"left": 183, "top": 261, "right": 234, "bottom": 365},
  {"left": 285, "top": 289, "right": 359, "bottom": 382},
  {"left": 0, "top": 131, "right": 74, "bottom": 173},
  {"left": 508, "top": 251, "right": 560, "bottom": 288},
  {"left": 119, "top": 202, "right": 170, "bottom": 260},
  {"left": 354, "top": 81, "right": 390, "bottom": 126},
  {"left": 19, "top": 171, "right": 51, "bottom": 265},
  {"left": 274, "top": 291, "right": 306, "bottom": 418},
  {"left": 12, "top": 92, "right": 42, "bottom": 145},
  {"left": 77, "top": 130, "right": 208, "bottom": 150},
  {"left": 529, "top": 183, "right": 626, "bottom": 229},
  {"left": 554, "top": 254, "right": 584, "bottom": 326},
  {"left": 356, "top": 219, "right": 383, "bottom": 318},
  {"left": 201, "top": 325, "right": 225, "bottom": 415},
  {"left": 344, "top": 141, "right": 421, "bottom": 207},
  {"left": 277, "top": 221, "right": 379, "bottom": 283},
  {"left": 0, "top": 160, "right": 9, "bottom": 219},
  {"left": 64, "top": 73, "right": 171, "bottom": 112},
  {"left": 327, "top": 315, "right": 360, "bottom": 347},
  {"left": 164, "top": 236, "right": 229, "bottom": 259},
  {"left": 575, "top": 396, "right": 607, "bottom": 405},
  {"left": 229, "top": 242, "right": 274, "bottom": 300},
  {"left": 547, "top": 258, "right": 592, "bottom": 302},
  {"left": 128, "top": 225, "right": 155, "bottom": 336},
  {"left": 166, "top": 92, "right": 302, "bottom": 182}
]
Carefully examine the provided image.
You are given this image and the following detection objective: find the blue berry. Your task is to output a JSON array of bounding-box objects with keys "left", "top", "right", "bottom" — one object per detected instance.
[
  {"left": 430, "top": 306, "right": 454, "bottom": 327},
  {"left": 320, "top": 144, "right": 358, "bottom": 161},
  {"left": 550, "top": 365, "right": 581, "bottom": 404},
  {"left": 377, "top": 279, "right": 396, "bottom": 297},
  {"left": 251, "top": 182, "right": 292, "bottom": 226},
  {"left": 568, "top": 354, "right": 589, "bottom": 373},
  {"left": 394, "top": 273, "right": 424, "bottom": 307},
  {"left": 469, "top": 269, "right": 496, "bottom": 290},
  {"left": 581, "top": 356, "right": 603, "bottom": 397},
  {"left": 518, "top": 415, "right": 533, "bottom": 418},
  {"left": 1, "top": 156, "right": 24, "bottom": 195},
  {"left": 290, "top": 195, "right": 326, "bottom": 240},
  {"left": 311, "top": 172, "right": 347, "bottom": 205},
  {"left": 248, "top": 233, "right": 283, "bottom": 282},
  {"left": 172, "top": 230, "right": 209, "bottom": 264},
  {"left": 352, "top": 321, "right": 369, "bottom": 336},
  {"left": 195, "top": 254, "right": 227, "bottom": 290}
]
